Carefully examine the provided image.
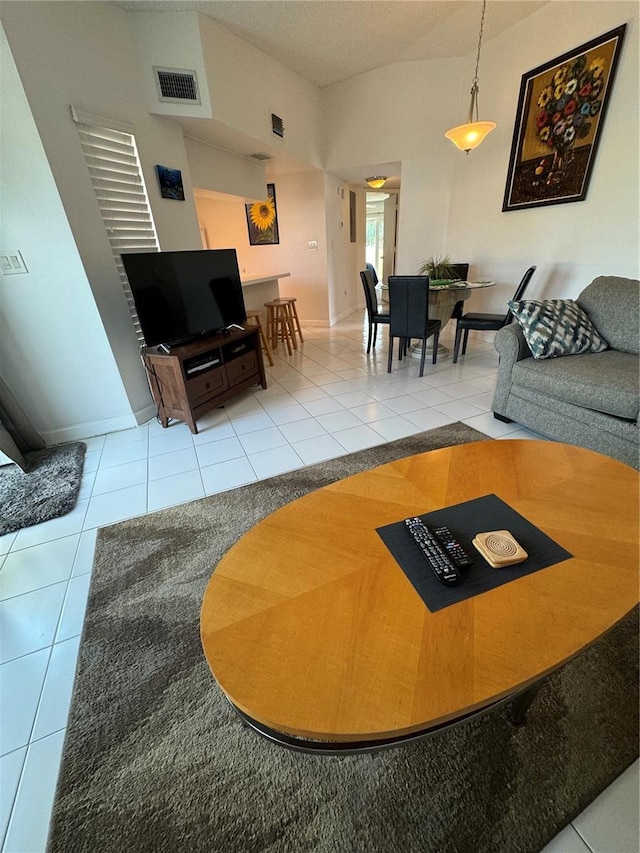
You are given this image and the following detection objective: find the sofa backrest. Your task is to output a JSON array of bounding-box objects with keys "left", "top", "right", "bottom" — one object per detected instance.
[{"left": 577, "top": 276, "right": 639, "bottom": 355}]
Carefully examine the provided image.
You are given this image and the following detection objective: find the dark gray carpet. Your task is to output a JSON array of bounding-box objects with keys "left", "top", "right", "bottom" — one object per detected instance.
[
  {"left": 0, "top": 441, "right": 86, "bottom": 536},
  {"left": 47, "top": 424, "right": 639, "bottom": 853}
]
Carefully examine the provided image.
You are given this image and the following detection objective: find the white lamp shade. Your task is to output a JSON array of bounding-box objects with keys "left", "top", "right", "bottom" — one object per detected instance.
[{"left": 445, "top": 121, "right": 497, "bottom": 152}]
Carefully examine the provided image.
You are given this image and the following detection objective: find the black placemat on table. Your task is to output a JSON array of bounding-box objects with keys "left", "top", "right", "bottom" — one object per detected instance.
[{"left": 376, "top": 493, "right": 573, "bottom": 612}]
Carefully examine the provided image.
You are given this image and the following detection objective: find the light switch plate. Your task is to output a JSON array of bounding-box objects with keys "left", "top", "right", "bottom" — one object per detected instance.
[{"left": 0, "top": 250, "right": 28, "bottom": 274}]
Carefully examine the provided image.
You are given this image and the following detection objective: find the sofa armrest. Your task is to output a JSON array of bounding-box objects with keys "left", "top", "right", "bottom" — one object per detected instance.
[
  {"left": 492, "top": 324, "right": 533, "bottom": 416},
  {"left": 495, "top": 323, "right": 531, "bottom": 363}
]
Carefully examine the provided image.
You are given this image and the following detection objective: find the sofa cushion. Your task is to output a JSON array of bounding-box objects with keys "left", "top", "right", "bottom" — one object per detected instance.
[
  {"left": 577, "top": 276, "right": 640, "bottom": 355},
  {"left": 512, "top": 350, "right": 639, "bottom": 421},
  {"left": 508, "top": 299, "right": 608, "bottom": 359}
]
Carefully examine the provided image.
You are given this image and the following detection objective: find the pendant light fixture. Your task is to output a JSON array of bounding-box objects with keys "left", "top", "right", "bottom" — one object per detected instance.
[
  {"left": 445, "top": 0, "right": 496, "bottom": 153},
  {"left": 365, "top": 176, "right": 387, "bottom": 189}
]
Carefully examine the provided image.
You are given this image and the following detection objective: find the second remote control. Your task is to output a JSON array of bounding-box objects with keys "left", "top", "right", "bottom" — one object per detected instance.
[
  {"left": 432, "top": 526, "right": 474, "bottom": 568},
  {"left": 404, "top": 517, "right": 461, "bottom": 586}
]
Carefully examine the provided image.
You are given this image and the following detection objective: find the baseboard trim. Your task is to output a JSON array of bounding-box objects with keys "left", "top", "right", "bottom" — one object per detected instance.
[
  {"left": 134, "top": 402, "right": 157, "bottom": 426},
  {"left": 300, "top": 319, "right": 332, "bottom": 328},
  {"left": 41, "top": 413, "right": 139, "bottom": 446}
]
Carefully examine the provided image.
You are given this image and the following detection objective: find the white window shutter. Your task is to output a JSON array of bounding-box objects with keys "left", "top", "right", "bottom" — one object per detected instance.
[{"left": 71, "top": 108, "right": 160, "bottom": 346}]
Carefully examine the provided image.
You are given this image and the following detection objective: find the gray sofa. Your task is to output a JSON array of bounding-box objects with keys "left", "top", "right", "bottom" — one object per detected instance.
[{"left": 492, "top": 275, "right": 639, "bottom": 468}]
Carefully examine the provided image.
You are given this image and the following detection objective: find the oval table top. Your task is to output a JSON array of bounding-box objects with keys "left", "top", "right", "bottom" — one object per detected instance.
[
  {"left": 200, "top": 440, "right": 638, "bottom": 749},
  {"left": 429, "top": 279, "right": 495, "bottom": 290},
  {"left": 377, "top": 279, "right": 495, "bottom": 290}
]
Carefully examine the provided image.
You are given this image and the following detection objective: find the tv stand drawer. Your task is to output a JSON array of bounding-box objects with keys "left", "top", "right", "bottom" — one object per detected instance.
[
  {"left": 227, "top": 352, "right": 258, "bottom": 386},
  {"left": 188, "top": 366, "right": 228, "bottom": 404}
]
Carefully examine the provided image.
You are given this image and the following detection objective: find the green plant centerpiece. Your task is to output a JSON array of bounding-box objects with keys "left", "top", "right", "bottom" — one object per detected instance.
[{"left": 418, "top": 254, "right": 461, "bottom": 286}]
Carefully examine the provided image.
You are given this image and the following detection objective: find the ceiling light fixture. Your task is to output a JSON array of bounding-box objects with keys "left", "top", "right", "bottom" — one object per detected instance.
[
  {"left": 366, "top": 176, "right": 387, "bottom": 189},
  {"left": 445, "top": 0, "right": 496, "bottom": 153}
]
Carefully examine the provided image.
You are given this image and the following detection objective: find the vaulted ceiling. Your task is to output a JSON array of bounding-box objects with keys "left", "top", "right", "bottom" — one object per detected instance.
[
  {"left": 116, "top": 1, "right": 549, "bottom": 88},
  {"left": 113, "top": 1, "right": 550, "bottom": 188}
]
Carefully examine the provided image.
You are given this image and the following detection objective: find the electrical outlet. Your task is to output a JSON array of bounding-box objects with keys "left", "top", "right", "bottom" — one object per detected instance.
[
  {"left": 308, "top": 241, "right": 318, "bottom": 251},
  {"left": 0, "top": 250, "right": 28, "bottom": 274}
]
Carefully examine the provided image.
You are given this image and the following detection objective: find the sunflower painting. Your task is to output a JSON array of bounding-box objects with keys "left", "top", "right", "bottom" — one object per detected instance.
[{"left": 245, "top": 183, "right": 280, "bottom": 245}]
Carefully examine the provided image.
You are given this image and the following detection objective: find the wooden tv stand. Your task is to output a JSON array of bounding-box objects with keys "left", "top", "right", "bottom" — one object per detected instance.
[{"left": 142, "top": 326, "right": 267, "bottom": 434}]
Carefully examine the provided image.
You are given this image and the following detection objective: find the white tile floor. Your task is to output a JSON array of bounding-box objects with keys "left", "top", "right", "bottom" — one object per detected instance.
[{"left": 1, "top": 314, "right": 637, "bottom": 853}]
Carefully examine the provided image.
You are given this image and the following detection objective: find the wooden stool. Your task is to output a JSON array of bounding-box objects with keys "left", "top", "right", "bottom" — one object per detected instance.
[
  {"left": 245, "top": 309, "right": 274, "bottom": 366},
  {"left": 267, "top": 298, "right": 298, "bottom": 351},
  {"left": 265, "top": 300, "right": 294, "bottom": 356},
  {"left": 272, "top": 297, "right": 304, "bottom": 347}
]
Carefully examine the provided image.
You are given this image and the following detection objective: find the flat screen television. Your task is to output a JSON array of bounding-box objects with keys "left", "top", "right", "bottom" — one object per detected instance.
[{"left": 122, "top": 248, "right": 247, "bottom": 348}]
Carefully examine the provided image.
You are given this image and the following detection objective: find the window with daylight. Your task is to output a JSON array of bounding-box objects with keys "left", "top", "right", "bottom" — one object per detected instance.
[{"left": 71, "top": 107, "right": 159, "bottom": 345}]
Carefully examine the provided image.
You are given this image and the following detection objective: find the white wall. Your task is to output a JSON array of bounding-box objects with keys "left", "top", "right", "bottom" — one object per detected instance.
[
  {"left": 0, "top": 1, "right": 336, "bottom": 440},
  {"left": 1, "top": 1, "right": 313, "bottom": 440},
  {"left": 194, "top": 169, "right": 333, "bottom": 326},
  {"left": 194, "top": 194, "right": 262, "bottom": 275},
  {"left": 322, "top": 57, "right": 464, "bottom": 277},
  {"left": 0, "top": 1, "right": 206, "bottom": 437},
  {"left": 185, "top": 137, "right": 266, "bottom": 201},
  {"left": 276, "top": 171, "right": 332, "bottom": 326},
  {"left": 197, "top": 14, "right": 323, "bottom": 169},
  {"left": 0, "top": 26, "right": 135, "bottom": 444},
  {"left": 322, "top": 1, "right": 639, "bottom": 314},
  {"left": 444, "top": 0, "right": 640, "bottom": 311},
  {"left": 324, "top": 176, "right": 363, "bottom": 324}
]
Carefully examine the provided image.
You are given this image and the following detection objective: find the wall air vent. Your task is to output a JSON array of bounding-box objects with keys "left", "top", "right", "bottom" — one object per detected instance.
[
  {"left": 154, "top": 67, "right": 201, "bottom": 104},
  {"left": 271, "top": 113, "right": 285, "bottom": 138},
  {"left": 248, "top": 152, "right": 273, "bottom": 163}
]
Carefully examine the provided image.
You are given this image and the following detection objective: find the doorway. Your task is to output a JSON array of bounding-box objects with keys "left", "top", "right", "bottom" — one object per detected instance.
[{"left": 365, "top": 191, "right": 398, "bottom": 283}]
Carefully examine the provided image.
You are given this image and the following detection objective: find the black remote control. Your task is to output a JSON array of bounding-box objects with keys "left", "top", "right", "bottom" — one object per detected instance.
[
  {"left": 432, "top": 526, "right": 474, "bottom": 568},
  {"left": 404, "top": 517, "right": 461, "bottom": 586}
]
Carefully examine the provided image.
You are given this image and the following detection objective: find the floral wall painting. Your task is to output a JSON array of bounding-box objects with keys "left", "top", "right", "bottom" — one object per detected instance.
[
  {"left": 155, "top": 165, "right": 185, "bottom": 200},
  {"left": 502, "top": 25, "right": 626, "bottom": 212},
  {"left": 246, "top": 183, "right": 280, "bottom": 245}
]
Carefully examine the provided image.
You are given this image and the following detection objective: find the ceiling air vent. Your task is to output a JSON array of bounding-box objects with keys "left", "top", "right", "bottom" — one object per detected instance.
[
  {"left": 271, "top": 113, "right": 285, "bottom": 139},
  {"left": 248, "top": 152, "right": 273, "bottom": 163},
  {"left": 154, "top": 67, "right": 201, "bottom": 104}
]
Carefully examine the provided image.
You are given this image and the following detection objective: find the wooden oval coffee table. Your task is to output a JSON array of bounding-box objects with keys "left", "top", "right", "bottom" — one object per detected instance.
[{"left": 200, "top": 440, "right": 638, "bottom": 752}]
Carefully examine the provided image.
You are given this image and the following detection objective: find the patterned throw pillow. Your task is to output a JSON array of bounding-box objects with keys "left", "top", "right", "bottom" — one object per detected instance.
[{"left": 508, "top": 299, "right": 608, "bottom": 359}]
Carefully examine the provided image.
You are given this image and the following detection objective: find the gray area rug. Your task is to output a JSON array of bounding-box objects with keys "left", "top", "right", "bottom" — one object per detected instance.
[
  {"left": 48, "top": 424, "right": 639, "bottom": 853},
  {"left": 0, "top": 441, "right": 86, "bottom": 536}
]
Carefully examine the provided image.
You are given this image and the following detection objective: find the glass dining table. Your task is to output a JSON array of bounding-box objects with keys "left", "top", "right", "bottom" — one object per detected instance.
[{"left": 377, "top": 280, "right": 496, "bottom": 359}]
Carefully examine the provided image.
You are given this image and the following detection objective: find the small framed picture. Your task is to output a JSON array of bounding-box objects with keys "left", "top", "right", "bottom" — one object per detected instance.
[{"left": 156, "top": 165, "right": 185, "bottom": 200}]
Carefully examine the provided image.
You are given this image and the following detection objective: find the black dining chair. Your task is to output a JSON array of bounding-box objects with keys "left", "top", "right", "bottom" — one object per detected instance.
[
  {"left": 365, "top": 261, "right": 379, "bottom": 284},
  {"left": 449, "top": 263, "right": 471, "bottom": 322},
  {"left": 360, "top": 268, "right": 390, "bottom": 354},
  {"left": 387, "top": 276, "right": 441, "bottom": 377},
  {"left": 452, "top": 266, "right": 537, "bottom": 364}
]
